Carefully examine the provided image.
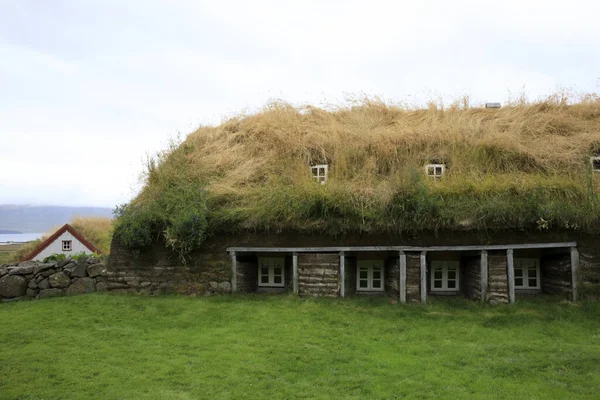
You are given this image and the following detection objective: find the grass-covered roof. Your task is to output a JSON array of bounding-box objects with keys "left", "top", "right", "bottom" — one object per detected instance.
[{"left": 115, "top": 93, "right": 600, "bottom": 259}]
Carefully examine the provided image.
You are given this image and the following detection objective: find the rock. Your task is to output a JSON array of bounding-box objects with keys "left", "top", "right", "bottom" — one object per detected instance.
[
  {"left": 87, "top": 263, "right": 107, "bottom": 278},
  {"left": 87, "top": 257, "right": 100, "bottom": 264},
  {"left": 8, "top": 262, "right": 35, "bottom": 275},
  {"left": 63, "top": 265, "right": 76, "bottom": 277},
  {"left": 0, "top": 275, "right": 28, "bottom": 298},
  {"left": 39, "top": 268, "right": 57, "bottom": 278},
  {"left": 38, "top": 288, "right": 63, "bottom": 299},
  {"left": 140, "top": 281, "right": 152, "bottom": 288},
  {"left": 56, "top": 258, "right": 70, "bottom": 268},
  {"left": 209, "top": 281, "right": 218, "bottom": 290},
  {"left": 66, "top": 277, "right": 96, "bottom": 295},
  {"left": 63, "top": 262, "right": 76, "bottom": 270},
  {"left": 26, "top": 288, "right": 38, "bottom": 297},
  {"left": 1, "top": 296, "right": 24, "bottom": 303},
  {"left": 489, "top": 299, "right": 499, "bottom": 306},
  {"left": 33, "top": 262, "right": 56, "bottom": 275},
  {"left": 28, "top": 280, "right": 38, "bottom": 289},
  {"left": 0, "top": 266, "right": 8, "bottom": 277},
  {"left": 218, "top": 281, "right": 232, "bottom": 292},
  {"left": 38, "top": 278, "right": 50, "bottom": 290},
  {"left": 70, "top": 263, "right": 88, "bottom": 278},
  {"left": 96, "top": 281, "right": 108, "bottom": 292},
  {"left": 49, "top": 272, "right": 70, "bottom": 288},
  {"left": 108, "top": 282, "right": 128, "bottom": 290}
]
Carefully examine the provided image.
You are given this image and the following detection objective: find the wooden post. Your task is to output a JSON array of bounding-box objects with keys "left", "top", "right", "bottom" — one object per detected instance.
[
  {"left": 230, "top": 251, "right": 237, "bottom": 292},
  {"left": 339, "top": 251, "right": 345, "bottom": 298},
  {"left": 570, "top": 247, "right": 579, "bottom": 302},
  {"left": 293, "top": 252, "right": 299, "bottom": 295},
  {"left": 480, "top": 250, "right": 488, "bottom": 302},
  {"left": 506, "top": 249, "right": 515, "bottom": 304},
  {"left": 420, "top": 251, "right": 427, "bottom": 303},
  {"left": 399, "top": 251, "right": 407, "bottom": 304}
]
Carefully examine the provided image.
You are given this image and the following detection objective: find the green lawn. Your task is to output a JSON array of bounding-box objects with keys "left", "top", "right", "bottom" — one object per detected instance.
[{"left": 1, "top": 295, "right": 599, "bottom": 399}]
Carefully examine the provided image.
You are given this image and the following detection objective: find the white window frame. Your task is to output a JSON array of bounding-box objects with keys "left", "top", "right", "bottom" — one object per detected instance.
[
  {"left": 425, "top": 164, "right": 445, "bottom": 180},
  {"left": 257, "top": 257, "right": 285, "bottom": 287},
  {"left": 356, "top": 260, "right": 384, "bottom": 292},
  {"left": 311, "top": 164, "right": 328, "bottom": 184},
  {"left": 62, "top": 240, "right": 72, "bottom": 251},
  {"left": 590, "top": 156, "right": 600, "bottom": 172},
  {"left": 430, "top": 261, "right": 460, "bottom": 292},
  {"left": 514, "top": 258, "right": 540, "bottom": 289}
]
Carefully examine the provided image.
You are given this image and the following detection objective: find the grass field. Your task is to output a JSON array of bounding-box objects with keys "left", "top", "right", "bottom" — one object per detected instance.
[
  {"left": 1, "top": 295, "right": 599, "bottom": 399},
  {"left": 0, "top": 243, "right": 22, "bottom": 264}
]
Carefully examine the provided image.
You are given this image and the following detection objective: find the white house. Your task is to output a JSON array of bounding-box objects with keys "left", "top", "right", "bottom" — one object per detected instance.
[{"left": 23, "top": 224, "right": 99, "bottom": 261}]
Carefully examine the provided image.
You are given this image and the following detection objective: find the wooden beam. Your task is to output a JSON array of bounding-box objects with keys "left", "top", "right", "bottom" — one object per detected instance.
[
  {"left": 399, "top": 251, "right": 407, "bottom": 303},
  {"left": 230, "top": 251, "right": 237, "bottom": 293},
  {"left": 570, "top": 247, "right": 579, "bottom": 302},
  {"left": 480, "top": 250, "right": 488, "bottom": 302},
  {"left": 226, "top": 242, "right": 577, "bottom": 254},
  {"left": 293, "top": 252, "right": 299, "bottom": 295},
  {"left": 506, "top": 249, "right": 515, "bottom": 304},
  {"left": 339, "top": 251, "right": 345, "bottom": 298},
  {"left": 420, "top": 251, "right": 427, "bottom": 303}
]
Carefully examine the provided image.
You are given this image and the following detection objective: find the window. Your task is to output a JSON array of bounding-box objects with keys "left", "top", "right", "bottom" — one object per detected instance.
[
  {"left": 514, "top": 258, "right": 540, "bottom": 289},
  {"left": 430, "top": 261, "right": 460, "bottom": 291},
  {"left": 257, "top": 257, "right": 285, "bottom": 287},
  {"left": 356, "top": 260, "right": 384, "bottom": 291},
  {"left": 62, "top": 240, "right": 72, "bottom": 251},
  {"left": 590, "top": 157, "right": 600, "bottom": 172},
  {"left": 311, "top": 164, "right": 328, "bottom": 184},
  {"left": 425, "top": 164, "right": 445, "bottom": 180}
]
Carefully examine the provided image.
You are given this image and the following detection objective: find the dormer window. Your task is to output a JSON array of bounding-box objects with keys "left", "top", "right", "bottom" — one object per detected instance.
[
  {"left": 590, "top": 156, "right": 600, "bottom": 172},
  {"left": 311, "top": 164, "right": 328, "bottom": 184},
  {"left": 425, "top": 164, "right": 445, "bottom": 180}
]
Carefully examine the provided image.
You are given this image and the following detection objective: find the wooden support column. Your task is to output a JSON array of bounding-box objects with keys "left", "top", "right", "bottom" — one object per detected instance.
[
  {"left": 570, "top": 247, "right": 579, "bottom": 302},
  {"left": 506, "top": 249, "right": 515, "bottom": 304},
  {"left": 480, "top": 250, "right": 488, "bottom": 302},
  {"left": 230, "top": 251, "right": 237, "bottom": 293},
  {"left": 339, "top": 251, "right": 345, "bottom": 298},
  {"left": 399, "top": 251, "right": 407, "bottom": 304},
  {"left": 420, "top": 251, "right": 427, "bottom": 303},
  {"left": 293, "top": 252, "right": 299, "bottom": 295}
]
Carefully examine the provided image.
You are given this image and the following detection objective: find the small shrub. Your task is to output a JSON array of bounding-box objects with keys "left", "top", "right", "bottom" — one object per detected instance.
[{"left": 43, "top": 254, "right": 67, "bottom": 263}]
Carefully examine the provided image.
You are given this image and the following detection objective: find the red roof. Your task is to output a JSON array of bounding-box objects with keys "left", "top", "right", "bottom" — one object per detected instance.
[{"left": 22, "top": 224, "right": 100, "bottom": 261}]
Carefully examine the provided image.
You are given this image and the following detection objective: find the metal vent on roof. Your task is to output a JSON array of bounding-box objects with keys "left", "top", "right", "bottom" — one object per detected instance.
[{"left": 485, "top": 102, "right": 501, "bottom": 109}]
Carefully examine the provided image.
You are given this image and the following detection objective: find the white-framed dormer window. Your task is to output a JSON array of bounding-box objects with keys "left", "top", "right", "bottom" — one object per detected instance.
[
  {"left": 425, "top": 164, "right": 445, "bottom": 180},
  {"left": 258, "top": 257, "right": 285, "bottom": 287},
  {"left": 590, "top": 156, "right": 600, "bottom": 172},
  {"left": 311, "top": 164, "right": 328, "bottom": 184},
  {"left": 62, "top": 240, "right": 72, "bottom": 251},
  {"left": 356, "top": 260, "right": 384, "bottom": 291},
  {"left": 514, "top": 258, "right": 540, "bottom": 289},
  {"left": 430, "top": 261, "right": 459, "bottom": 291}
]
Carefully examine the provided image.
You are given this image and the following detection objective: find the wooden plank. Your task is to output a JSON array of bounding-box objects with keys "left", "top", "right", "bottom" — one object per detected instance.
[
  {"left": 339, "top": 251, "right": 345, "bottom": 298},
  {"left": 571, "top": 247, "right": 579, "bottom": 302},
  {"left": 480, "top": 250, "right": 488, "bottom": 302},
  {"left": 226, "top": 242, "right": 577, "bottom": 254},
  {"left": 230, "top": 251, "right": 237, "bottom": 293},
  {"left": 506, "top": 249, "right": 515, "bottom": 304},
  {"left": 293, "top": 252, "right": 299, "bottom": 295},
  {"left": 399, "top": 251, "right": 406, "bottom": 303},
  {"left": 420, "top": 251, "right": 427, "bottom": 303}
]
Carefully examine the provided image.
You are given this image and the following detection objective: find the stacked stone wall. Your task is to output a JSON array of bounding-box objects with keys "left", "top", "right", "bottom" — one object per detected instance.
[
  {"left": 385, "top": 258, "right": 400, "bottom": 299},
  {"left": 464, "top": 256, "right": 482, "bottom": 300},
  {"left": 298, "top": 253, "right": 339, "bottom": 297},
  {"left": 488, "top": 252, "right": 508, "bottom": 303},
  {"left": 541, "top": 253, "right": 572, "bottom": 298},
  {"left": 406, "top": 253, "right": 421, "bottom": 303}
]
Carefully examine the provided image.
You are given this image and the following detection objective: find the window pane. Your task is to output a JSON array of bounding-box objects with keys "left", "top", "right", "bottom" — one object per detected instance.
[
  {"left": 359, "top": 269, "right": 368, "bottom": 279},
  {"left": 261, "top": 267, "right": 269, "bottom": 276},
  {"left": 447, "top": 280, "right": 456, "bottom": 289},
  {"left": 514, "top": 268, "right": 523, "bottom": 277},
  {"left": 359, "top": 279, "right": 368, "bottom": 288},
  {"left": 528, "top": 278, "right": 538, "bottom": 287},
  {"left": 448, "top": 270, "right": 456, "bottom": 280},
  {"left": 261, "top": 275, "right": 269, "bottom": 284},
  {"left": 435, "top": 167, "right": 442, "bottom": 175},
  {"left": 372, "top": 279, "right": 381, "bottom": 289},
  {"left": 434, "top": 280, "right": 442, "bottom": 288},
  {"left": 515, "top": 277, "right": 523, "bottom": 287},
  {"left": 273, "top": 267, "right": 282, "bottom": 276},
  {"left": 528, "top": 268, "right": 537, "bottom": 278},
  {"left": 274, "top": 275, "right": 282, "bottom": 284},
  {"left": 434, "top": 269, "right": 443, "bottom": 280},
  {"left": 319, "top": 167, "right": 325, "bottom": 175},
  {"left": 373, "top": 268, "right": 381, "bottom": 280}
]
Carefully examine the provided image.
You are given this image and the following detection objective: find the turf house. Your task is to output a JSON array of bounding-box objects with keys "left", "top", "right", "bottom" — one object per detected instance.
[{"left": 108, "top": 95, "right": 600, "bottom": 303}]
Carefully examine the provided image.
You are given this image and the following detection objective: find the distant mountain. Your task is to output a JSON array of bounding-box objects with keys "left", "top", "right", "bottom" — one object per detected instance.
[{"left": 0, "top": 205, "right": 113, "bottom": 233}]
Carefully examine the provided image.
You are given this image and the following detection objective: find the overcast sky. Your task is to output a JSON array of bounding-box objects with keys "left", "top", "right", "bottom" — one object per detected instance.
[{"left": 1, "top": 0, "right": 599, "bottom": 208}]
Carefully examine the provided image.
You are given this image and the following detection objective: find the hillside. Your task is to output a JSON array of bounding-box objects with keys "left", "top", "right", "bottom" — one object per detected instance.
[
  {"left": 0, "top": 205, "right": 113, "bottom": 233},
  {"left": 114, "top": 93, "right": 600, "bottom": 259}
]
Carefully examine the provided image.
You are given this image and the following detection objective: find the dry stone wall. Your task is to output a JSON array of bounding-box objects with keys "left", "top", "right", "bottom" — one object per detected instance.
[
  {"left": 487, "top": 252, "right": 509, "bottom": 304},
  {"left": 0, "top": 257, "right": 107, "bottom": 302},
  {"left": 406, "top": 253, "right": 421, "bottom": 303},
  {"left": 298, "top": 253, "right": 339, "bottom": 297},
  {"left": 464, "top": 256, "right": 482, "bottom": 300}
]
